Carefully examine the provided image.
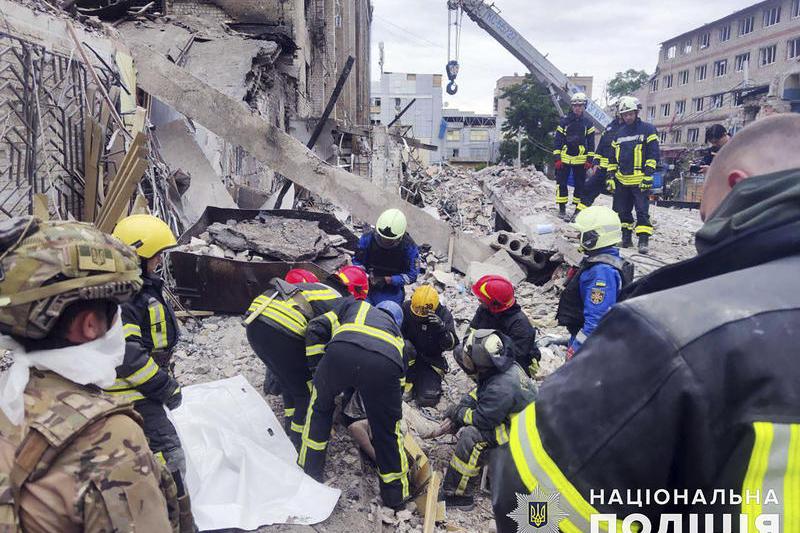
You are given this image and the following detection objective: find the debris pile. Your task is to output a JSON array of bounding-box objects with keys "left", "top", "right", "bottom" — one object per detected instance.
[{"left": 174, "top": 216, "right": 352, "bottom": 270}]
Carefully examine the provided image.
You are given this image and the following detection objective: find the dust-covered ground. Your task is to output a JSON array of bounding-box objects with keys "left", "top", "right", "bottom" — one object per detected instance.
[{"left": 172, "top": 168, "right": 703, "bottom": 533}]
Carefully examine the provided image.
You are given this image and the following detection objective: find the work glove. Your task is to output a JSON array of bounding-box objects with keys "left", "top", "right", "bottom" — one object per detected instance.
[
  {"left": 566, "top": 346, "right": 576, "bottom": 361},
  {"left": 369, "top": 274, "right": 386, "bottom": 289},
  {"left": 554, "top": 160, "right": 564, "bottom": 171},
  {"left": 528, "top": 358, "right": 540, "bottom": 377},
  {"left": 606, "top": 178, "right": 616, "bottom": 193},
  {"left": 166, "top": 388, "right": 183, "bottom": 410},
  {"left": 443, "top": 403, "right": 460, "bottom": 423},
  {"left": 640, "top": 178, "right": 653, "bottom": 192},
  {"left": 425, "top": 312, "right": 445, "bottom": 330},
  {"left": 583, "top": 161, "right": 593, "bottom": 170}
]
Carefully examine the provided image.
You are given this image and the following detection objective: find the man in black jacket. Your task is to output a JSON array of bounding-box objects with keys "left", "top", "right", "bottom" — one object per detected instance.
[{"left": 490, "top": 114, "right": 800, "bottom": 532}]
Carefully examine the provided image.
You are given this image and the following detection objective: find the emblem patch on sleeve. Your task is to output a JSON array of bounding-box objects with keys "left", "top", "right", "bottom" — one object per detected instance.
[{"left": 590, "top": 288, "right": 605, "bottom": 304}]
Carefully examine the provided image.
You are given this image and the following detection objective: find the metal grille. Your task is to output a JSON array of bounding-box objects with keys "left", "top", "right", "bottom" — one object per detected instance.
[{"left": 0, "top": 32, "right": 115, "bottom": 220}]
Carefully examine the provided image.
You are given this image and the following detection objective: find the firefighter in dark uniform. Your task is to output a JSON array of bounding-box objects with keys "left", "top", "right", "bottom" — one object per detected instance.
[
  {"left": 354, "top": 208, "right": 419, "bottom": 306},
  {"left": 244, "top": 268, "right": 347, "bottom": 449},
  {"left": 608, "top": 95, "right": 660, "bottom": 254},
  {"left": 440, "top": 330, "right": 537, "bottom": 511},
  {"left": 490, "top": 115, "right": 800, "bottom": 532},
  {"left": 401, "top": 285, "right": 457, "bottom": 407},
  {"left": 555, "top": 206, "right": 633, "bottom": 359},
  {"left": 299, "top": 297, "right": 410, "bottom": 509},
  {"left": 553, "top": 92, "right": 596, "bottom": 219},
  {"left": 583, "top": 108, "right": 624, "bottom": 207},
  {"left": 466, "top": 275, "right": 540, "bottom": 377},
  {"left": 109, "top": 214, "right": 194, "bottom": 528}
]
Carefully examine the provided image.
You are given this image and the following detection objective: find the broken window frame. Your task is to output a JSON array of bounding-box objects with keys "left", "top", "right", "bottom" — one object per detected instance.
[{"left": 735, "top": 52, "right": 751, "bottom": 72}]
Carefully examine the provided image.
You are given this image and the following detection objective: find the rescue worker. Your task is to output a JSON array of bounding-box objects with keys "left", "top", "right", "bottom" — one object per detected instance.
[
  {"left": 299, "top": 298, "right": 409, "bottom": 509},
  {"left": 354, "top": 208, "right": 419, "bottom": 306},
  {"left": 244, "top": 268, "right": 344, "bottom": 449},
  {"left": 555, "top": 206, "right": 633, "bottom": 358},
  {"left": 467, "top": 275, "right": 540, "bottom": 377},
  {"left": 109, "top": 214, "right": 194, "bottom": 530},
  {"left": 583, "top": 104, "right": 625, "bottom": 207},
  {"left": 0, "top": 216, "right": 181, "bottom": 531},
  {"left": 553, "top": 92, "right": 596, "bottom": 219},
  {"left": 401, "top": 285, "right": 457, "bottom": 407},
  {"left": 608, "top": 95, "right": 660, "bottom": 254},
  {"left": 440, "top": 330, "right": 537, "bottom": 511},
  {"left": 491, "top": 114, "right": 800, "bottom": 532}
]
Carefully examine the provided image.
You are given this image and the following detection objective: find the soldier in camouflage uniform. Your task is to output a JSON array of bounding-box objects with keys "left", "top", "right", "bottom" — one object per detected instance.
[{"left": 0, "top": 216, "right": 183, "bottom": 532}]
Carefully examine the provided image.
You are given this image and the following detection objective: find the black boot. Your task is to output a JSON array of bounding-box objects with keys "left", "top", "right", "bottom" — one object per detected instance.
[
  {"left": 638, "top": 234, "right": 650, "bottom": 255},
  {"left": 444, "top": 493, "right": 476, "bottom": 511},
  {"left": 558, "top": 204, "right": 567, "bottom": 219},
  {"left": 621, "top": 229, "right": 633, "bottom": 248}
]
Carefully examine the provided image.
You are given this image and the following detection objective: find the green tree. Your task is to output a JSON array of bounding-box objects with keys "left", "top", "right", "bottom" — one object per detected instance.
[
  {"left": 606, "top": 69, "right": 650, "bottom": 99},
  {"left": 498, "top": 74, "right": 563, "bottom": 169}
]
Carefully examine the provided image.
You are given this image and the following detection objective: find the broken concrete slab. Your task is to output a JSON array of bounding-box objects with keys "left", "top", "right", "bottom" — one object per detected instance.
[
  {"left": 466, "top": 250, "right": 527, "bottom": 287},
  {"left": 129, "top": 42, "right": 494, "bottom": 273},
  {"left": 207, "top": 217, "right": 329, "bottom": 262},
  {"left": 154, "top": 119, "right": 237, "bottom": 224}
]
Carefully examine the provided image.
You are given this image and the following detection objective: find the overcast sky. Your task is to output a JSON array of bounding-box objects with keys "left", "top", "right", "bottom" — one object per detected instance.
[{"left": 371, "top": 0, "right": 758, "bottom": 114}]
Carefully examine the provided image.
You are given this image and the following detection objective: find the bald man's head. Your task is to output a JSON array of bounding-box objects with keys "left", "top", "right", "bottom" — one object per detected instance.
[{"left": 701, "top": 114, "right": 800, "bottom": 220}]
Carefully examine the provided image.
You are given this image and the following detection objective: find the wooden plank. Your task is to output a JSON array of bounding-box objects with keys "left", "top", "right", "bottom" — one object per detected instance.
[
  {"left": 84, "top": 118, "right": 102, "bottom": 221},
  {"left": 420, "top": 471, "right": 441, "bottom": 533},
  {"left": 403, "top": 433, "right": 431, "bottom": 489},
  {"left": 32, "top": 194, "right": 49, "bottom": 220},
  {"left": 96, "top": 133, "right": 146, "bottom": 228},
  {"left": 98, "top": 158, "right": 148, "bottom": 233}
]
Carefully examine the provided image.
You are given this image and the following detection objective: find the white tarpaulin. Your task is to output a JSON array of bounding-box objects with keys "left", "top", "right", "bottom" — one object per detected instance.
[{"left": 168, "top": 375, "right": 340, "bottom": 530}]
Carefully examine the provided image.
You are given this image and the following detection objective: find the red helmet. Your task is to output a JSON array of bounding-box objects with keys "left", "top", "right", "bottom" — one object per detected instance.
[
  {"left": 285, "top": 269, "right": 319, "bottom": 284},
  {"left": 337, "top": 266, "right": 369, "bottom": 300},
  {"left": 472, "top": 275, "right": 515, "bottom": 314}
]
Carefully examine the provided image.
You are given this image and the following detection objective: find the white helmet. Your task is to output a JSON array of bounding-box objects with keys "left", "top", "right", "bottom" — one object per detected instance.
[
  {"left": 617, "top": 96, "right": 640, "bottom": 114},
  {"left": 570, "top": 92, "right": 588, "bottom": 106}
]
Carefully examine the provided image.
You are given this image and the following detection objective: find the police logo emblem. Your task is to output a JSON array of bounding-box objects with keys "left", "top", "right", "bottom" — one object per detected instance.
[
  {"left": 590, "top": 288, "right": 605, "bottom": 304},
  {"left": 508, "top": 486, "right": 567, "bottom": 533}
]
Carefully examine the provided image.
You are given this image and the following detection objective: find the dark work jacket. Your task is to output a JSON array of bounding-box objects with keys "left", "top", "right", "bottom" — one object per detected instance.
[
  {"left": 104, "top": 275, "right": 180, "bottom": 405},
  {"left": 401, "top": 302, "right": 457, "bottom": 368},
  {"left": 354, "top": 231, "right": 419, "bottom": 283},
  {"left": 503, "top": 170, "right": 800, "bottom": 525},
  {"left": 246, "top": 282, "right": 345, "bottom": 340},
  {"left": 593, "top": 118, "right": 624, "bottom": 178},
  {"left": 468, "top": 303, "right": 539, "bottom": 371}
]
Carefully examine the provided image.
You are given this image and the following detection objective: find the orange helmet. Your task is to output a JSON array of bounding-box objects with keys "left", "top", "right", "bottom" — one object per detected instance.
[
  {"left": 285, "top": 269, "right": 319, "bottom": 284},
  {"left": 472, "top": 275, "right": 515, "bottom": 314},
  {"left": 337, "top": 266, "right": 369, "bottom": 300}
]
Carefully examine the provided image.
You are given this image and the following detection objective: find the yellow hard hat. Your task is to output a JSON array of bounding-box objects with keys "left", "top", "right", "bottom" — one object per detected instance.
[
  {"left": 410, "top": 285, "right": 440, "bottom": 316},
  {"left": 572, "top": 206, "right": 622, "bottom": 251},
  {"left": 113, "top": 214, "right": 177, "bottom": 259},
  {"left": 376, "top": 209, "right": 407, "bottom": 241}
]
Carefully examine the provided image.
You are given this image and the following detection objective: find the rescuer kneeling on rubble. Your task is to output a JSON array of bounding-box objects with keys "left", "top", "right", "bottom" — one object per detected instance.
[
  {"left": 244, "top": 268, "right": 347, "bottom": 450},
  {"left": 555, "top": 206, "right": 633, "bottom": 359},
  {"left": 354, "top": 208, "right": 419, "bottom": 306},
  {"left": 401, "top": 285, "right": 457, "bottom": 407},
  {"left": 438, "top": 329, "right": 537, "bottom": 511},
  {"left": 466, "top": 275, "right": 540, "bottom": 377},
  {"left": 109, "top": 214, "right": 195, "bottom": 530},
  {"left": 299, "top": 293, "right": 410, "bottom": 509}
]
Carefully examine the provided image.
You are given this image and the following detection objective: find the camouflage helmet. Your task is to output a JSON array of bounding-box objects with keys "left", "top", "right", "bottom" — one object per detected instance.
[{"left": 0, "top": 216, "right": 142, "bottom": 340}]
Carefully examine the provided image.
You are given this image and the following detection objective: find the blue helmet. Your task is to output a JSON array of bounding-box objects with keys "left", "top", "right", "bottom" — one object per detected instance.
[{"left": 376, "top": 300, "right": 404, "bottom": 327}]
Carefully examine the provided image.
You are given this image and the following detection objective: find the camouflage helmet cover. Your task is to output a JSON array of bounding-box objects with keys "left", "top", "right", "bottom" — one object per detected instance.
[{"left": 0, "top": 217, "right": 142, "bottom": 340}]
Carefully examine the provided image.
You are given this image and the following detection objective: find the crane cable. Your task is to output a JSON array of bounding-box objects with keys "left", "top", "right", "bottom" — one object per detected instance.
[{"left": 446, "top": 2, "right": 463, "bottom": 95}]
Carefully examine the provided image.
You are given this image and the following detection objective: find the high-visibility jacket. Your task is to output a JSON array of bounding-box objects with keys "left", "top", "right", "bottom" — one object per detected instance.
[
  {"left": 105, "top": 275, "right": 181, "bottom": 405},
  {"left": 304, "top": 299, "right": 405, "bottom": 372},
  {"left": 593, "top": 118, "right": 624, "bottom": 178},
  {"left": 608, "top": 118, "right": 660, "bottom": 186},
  {"left": 246, "top": 282, "right": 344, "bottom": 339},
  {"left": 553, "top": 112, "right": 596, "bottom": 165}
]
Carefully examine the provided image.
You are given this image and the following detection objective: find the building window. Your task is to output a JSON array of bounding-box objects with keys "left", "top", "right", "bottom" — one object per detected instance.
[
  {"left": 684, "top": 39, "right": 693, "bottom": 54},
  {"left": 760, "top": 44, "right": 778, "bottom": 66},
  {"left": 663, "top": 74, "right": 673, "bottom": 89},
  {"left": 789, "top": 37, "right": 800, "bottom": 59},
  {"left": 470, "top": 129, "right": 490, "bottom": 142},
  {"left": 446, "top": 130, "right": 461, "bottom": 142},
  {"left": 394, "top": 98, "right": 402, "bottom": 107},
  {"left": 671, "top": 129, "right": 682, "bottom": 144},
  {"left": 714, "top": 59, "right": 728, "bottom": 77},
  {"left": 646, "top": 106, "right": 656, "bottom": 120},
  {"left": 711, "top": 94, "right": 725, "bottom": 108},
  {"left": 373, "top": 98, "right": 381, "bottom": 107},
  {"left": 699, "top": 32, "right": 711, "bottom": 49},
  {"left": 650, "top": 78, "right": 659, "bottom": 92},
  {"left": 763, "top": 6, "right": 781, "bottom": 27},
  {"left": 793, "top": 0, "right": 800, "bottom": 18},
  {"left": 679, "top": 70, "right": 690, "bottom": 85},
  {"left": 696, "top": 64, "right": 708, "bottom": 81},
  {"left": 719, "top": 24, "right": 731, "bottom": 42},
  {"left": 665, "top": 45, "right": 677, "bottom": 59},
  {"left": 451, "top": 149, "right": 460, "bottom": 158},
  {"left": 659, "top": 131, "right": 668, "bottom": 143},
  {"left": 675, "top": 100, "right": 686, "bottom": 115},
  {"left": 739, "top": 16, "right": 755, "bottom": 36},
  {"left": 688, "top": 128, "right": 700, "bottom": 143},
  {"left": 735, "top": 52, "right": 751, "bottom": 71},
  {"left": 660, "top": 103, "right": 671, "bottom": 117},
  {"left": 693, "top": 97, "right": 705, "bottom": 112}
]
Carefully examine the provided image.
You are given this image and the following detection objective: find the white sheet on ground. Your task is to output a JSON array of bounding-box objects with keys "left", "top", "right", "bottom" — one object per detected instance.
[{"left": 167, "top": 375, "right": 340, "bottom": 530}]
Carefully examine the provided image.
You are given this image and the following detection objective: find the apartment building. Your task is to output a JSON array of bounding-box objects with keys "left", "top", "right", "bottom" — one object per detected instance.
[
  {"left": 637, "top": 0, "right": 800, "bottom": 153},
  {"left": 442, "top": 109, "right": 498, "bottom": 168}
]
